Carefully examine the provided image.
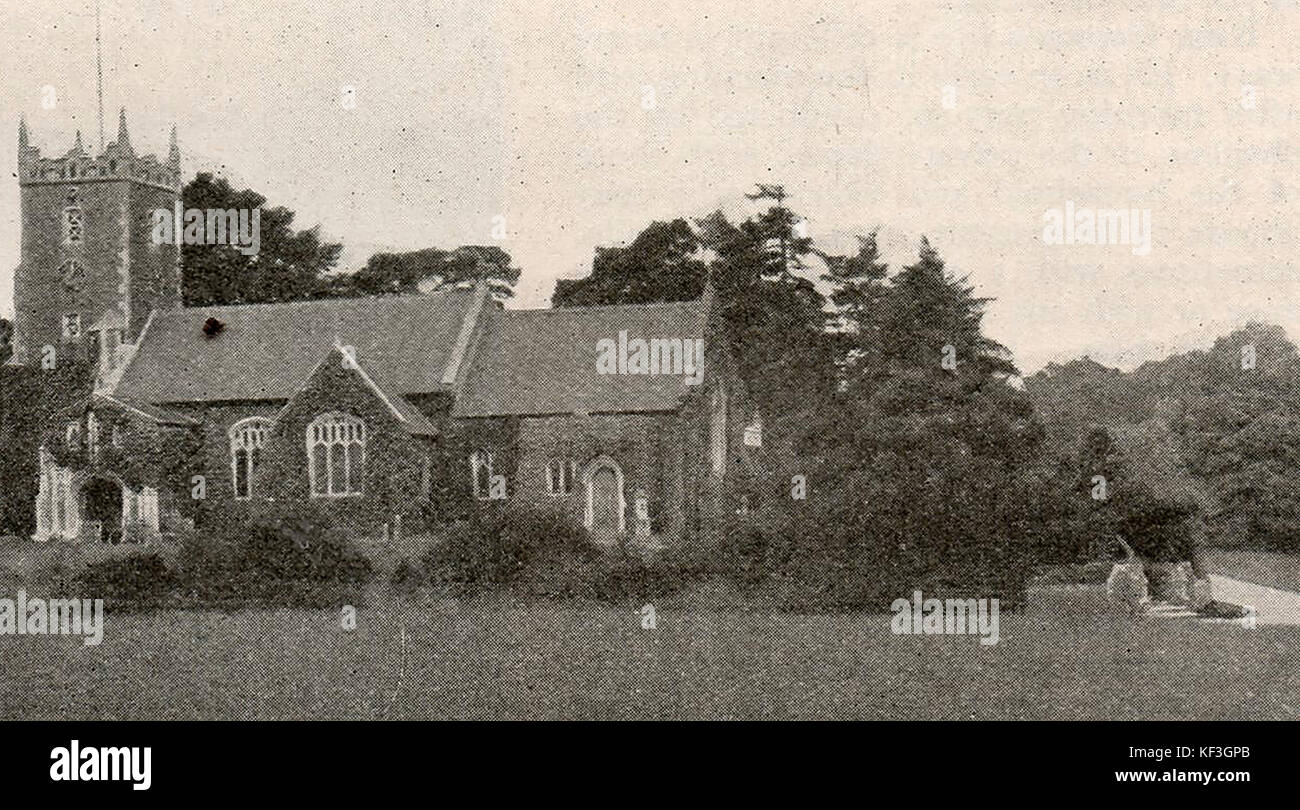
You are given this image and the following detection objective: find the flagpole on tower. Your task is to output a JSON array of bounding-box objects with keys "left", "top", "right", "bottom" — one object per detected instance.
[{"left": 95, "top": 0, "right": 105, "bottom": 152}]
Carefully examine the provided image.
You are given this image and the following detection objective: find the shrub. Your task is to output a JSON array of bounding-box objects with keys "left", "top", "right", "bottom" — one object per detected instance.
[
  {"left": 2, "top": 541, "right": 83, "bottom": 595},
  {"left": 422, "top": 506, "right": 598, "bottom": 595},
  {"left": 418, "top": 505, "right": 735, "bottom": 603},
  {"left": 422, "top": 519, "right": 498, "bottom": 593},
  {"left": 591, "top": 556, "right": 689, "bottom": 604},
  {"left": 519, "top": 545, "right": 601, "bottom": 599},
  {"left": 75, "top": 553, "right": 175, "bottom": 611},
  {"left": 214, "top": 502, "right": 372, "bottom": 583},
  {"left": 717, "top": 506, "right": 791, "bottom": 591},
  {"left": 1116, "top": 494, "right": 1198, "bottom": 563},
  {"left": 178, "top": 503, "right": 245, "bottom": 580},
  {"left": 586, "top": 541, "right": 720, "bottom": 605},
  {"left": 704, "top": 478, "right": 1042, "bottom": 613},
  {"left": 121, "top": 516, "right": 161, "bottom": 546},
  {"left": 390, "top": 558, "right": 421, "bottom": 591},
  {"left": 178, "top": 501, "right": 372, "bottom": 608}
]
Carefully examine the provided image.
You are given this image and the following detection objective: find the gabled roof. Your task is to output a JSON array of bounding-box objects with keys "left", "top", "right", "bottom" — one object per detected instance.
[
  {"left": 452, "top": 300, "right": 709, "bottom": 417},
  {"left": 292, "top": 344, "right": 438, "bottom": 437},
  {"left": 112, "top": 289, "right": 481, "bottom": 404},
  {"left": 93, "top": 393, "right": 200, "bottom": 427},
  {"left": 56, "top": 393, "right": 199, "bottom": 427}
]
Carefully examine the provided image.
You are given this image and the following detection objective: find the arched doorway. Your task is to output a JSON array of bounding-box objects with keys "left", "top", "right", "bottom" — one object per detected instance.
[
  {"left": 583, "top": 457, "right": 625, "bottom": 545},
  {"left": 81, "top": 477, "right": 123, "bottom": 544}
]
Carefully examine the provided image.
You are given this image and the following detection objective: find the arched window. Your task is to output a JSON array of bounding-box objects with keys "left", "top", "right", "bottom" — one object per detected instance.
[
  {"left": 230, "top": 417, "right": 272, "bottom": 500},
  {"left": 307, "top": 413, "right": 365, "bottom": 497}
]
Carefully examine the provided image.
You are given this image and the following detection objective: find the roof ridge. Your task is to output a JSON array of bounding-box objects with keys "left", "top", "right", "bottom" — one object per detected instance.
[
  {"left": 115, "top": 287, "right": 479, "bottom": 405},
  {"left": 506, "top": 298, "right": 705, "bottom": 315},
  {"left": 271, "top": 344, "right": 437, "bottom": 436},
  {"left": 169, "top": 288, "right": 473, "bottom": 315}
]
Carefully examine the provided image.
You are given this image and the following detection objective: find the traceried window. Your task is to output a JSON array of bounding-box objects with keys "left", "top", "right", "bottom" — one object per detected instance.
[
  {"left": 308, "top": 413, "right": 365, "bottom": 497},
  {"left": 546, "top": 458, "right": 578, "bottom": 496},
  {"left": 230, "top": 417, "right": 272, "bottom": 500},
  {"left": 62, "top": 313, "right": 81, "bottom": 339},
  {"left": 63, "top": 206, "right": 84, "bottom": 245},
  {"left": 470, "top": 449, "right": 495, "bottom": 500},
  {"left": 743, "top": 413, "right": 763, "bottom": 448}
]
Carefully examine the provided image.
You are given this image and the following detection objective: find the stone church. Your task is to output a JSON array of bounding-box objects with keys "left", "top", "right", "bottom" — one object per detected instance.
[{"left": 9, "top": 112, "right": 763, "bottom": 550}]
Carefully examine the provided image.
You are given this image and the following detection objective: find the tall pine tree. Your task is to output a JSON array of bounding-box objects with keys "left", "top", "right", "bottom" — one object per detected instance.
[{"left": 820, "top": 229, "right": 889, "bottom": 389}]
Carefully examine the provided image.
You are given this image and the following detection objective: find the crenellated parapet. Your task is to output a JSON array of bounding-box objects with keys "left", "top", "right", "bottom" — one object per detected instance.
[{"left": 18, "top": 109, "right": 180, "bottom": 192}]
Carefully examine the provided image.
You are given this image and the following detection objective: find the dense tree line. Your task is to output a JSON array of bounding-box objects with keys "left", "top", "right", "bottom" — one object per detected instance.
[
  {"left": 554, "top": 187, "right": 1053, "bottom": 605},
  {"left": 1025, "top": 322, "right": 1300, "bottom": 553},
  {"left": 181, "top": 173, "right": 520, "bottom": 306},
  {"left": 550, "top": 185, "right": 1245, "bottom": 605}
]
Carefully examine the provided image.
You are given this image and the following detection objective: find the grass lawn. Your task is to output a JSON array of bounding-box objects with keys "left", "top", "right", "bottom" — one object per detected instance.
[
  {"left": 2, "top": 592, "right": 1298, "bottom": 720},
  {"left": 1203, "top": 548, "right": 1300, "bottom": 594}
]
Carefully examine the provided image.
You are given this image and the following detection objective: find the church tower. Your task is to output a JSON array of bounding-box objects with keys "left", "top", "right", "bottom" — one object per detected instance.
[{"left": 11, "top": 109, "right": 182, "bottom": 370}]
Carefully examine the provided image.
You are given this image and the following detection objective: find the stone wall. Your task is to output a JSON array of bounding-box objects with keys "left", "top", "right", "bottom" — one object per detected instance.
[
  {"left": 14, "top": 174, "right": 179, "bottom": 367},
  {"left": 255, "top": 353, "right": 436, "bottom": 533},
  {"left": 511, "top": 412, "right": 684, "bottom": 541}
]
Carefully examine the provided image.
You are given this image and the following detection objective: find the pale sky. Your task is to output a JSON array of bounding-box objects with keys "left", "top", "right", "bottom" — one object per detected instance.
[{"left": 1, "top": 0, "right": 1296, "bottom": 373}]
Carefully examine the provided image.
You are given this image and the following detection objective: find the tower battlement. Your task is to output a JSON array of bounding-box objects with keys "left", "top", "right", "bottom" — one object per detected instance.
[
  {"left": 19, "top": 109, "right": 180, "bottom": 192},
  {"left": 10, "top": 108, "right": 182, "bottom": 368}
]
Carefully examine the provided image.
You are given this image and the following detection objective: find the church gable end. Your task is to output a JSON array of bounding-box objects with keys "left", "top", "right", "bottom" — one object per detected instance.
[{"left": 255, "top": 345, "right": 437, "bottom": 532}]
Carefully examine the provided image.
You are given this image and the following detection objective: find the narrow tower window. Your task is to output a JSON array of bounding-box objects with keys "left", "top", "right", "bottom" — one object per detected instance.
[{"left": 62, "top": 206, "right": 84, "bottom": 245}]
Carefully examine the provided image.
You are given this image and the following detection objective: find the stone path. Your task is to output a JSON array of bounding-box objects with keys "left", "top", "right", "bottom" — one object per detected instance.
[
  {"left": 1145, "top": 602, "right": 1202, "bottom": 620},
  {"left": 1206, "top": 575, "right": 1300, "bottom": 626},
  {"left": 1143, "top": 575, "right": 1300, "bottom": 626}
]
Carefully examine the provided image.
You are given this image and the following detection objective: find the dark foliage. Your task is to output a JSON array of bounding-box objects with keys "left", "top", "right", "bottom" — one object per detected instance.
[
  {"left": 181, "top": 173, "right": 344, "bottom": 307},
  {"left": 422, "top": 505, "right": 598, "bottom": 595},
  {"left": 0, "top": 360, "right": 94, "bottom": 537},
  {"left": 177, "top": 502, "right": 372, "bottom": 608},
  {"left": 329, "top": 245, "right": 521, "bottom": 302},
  {"left": 75, "top": 553, "right": 176, "bottom": 611}
]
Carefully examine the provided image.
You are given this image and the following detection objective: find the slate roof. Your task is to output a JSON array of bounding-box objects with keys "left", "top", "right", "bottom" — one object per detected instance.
[
  {"left": 111, "top": 285, "right": 711, "bottom": 419},
  {"left": 377, "top": 383, "right": 439, "bottom": 435},
  {"left": 113, "top": 289, "right": 479, "bottom": 404},
  {"left": 452, "top": 300, "right": 709, "bottom": 417}
]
